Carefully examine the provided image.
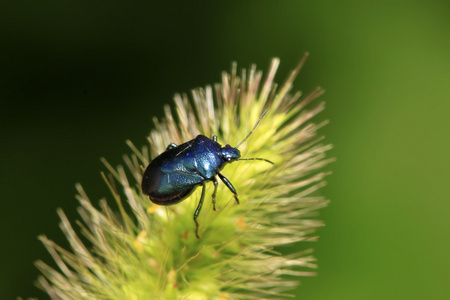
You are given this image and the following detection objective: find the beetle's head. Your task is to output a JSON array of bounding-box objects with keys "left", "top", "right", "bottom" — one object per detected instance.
[{"left": 221, "top": 145, "right": 241, "bottom": 162}]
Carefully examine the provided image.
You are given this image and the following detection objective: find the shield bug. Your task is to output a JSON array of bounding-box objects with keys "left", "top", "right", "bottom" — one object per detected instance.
[{"left": 141, "top": 110, "right": 273, "bottom": 238}]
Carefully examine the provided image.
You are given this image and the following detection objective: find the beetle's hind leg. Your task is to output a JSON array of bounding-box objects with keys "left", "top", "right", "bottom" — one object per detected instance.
[
  {"left": 217, "top": 173, "right": 239, "bottom": 205},
  {"left": 166, "top": 143, "right": 177, "bottom": 150},
  {"left": 193, "top": 183, "right": 206, "bottom": 239},
  {"left": 212, "top": 177, "right": 218, "bottom": 211}
]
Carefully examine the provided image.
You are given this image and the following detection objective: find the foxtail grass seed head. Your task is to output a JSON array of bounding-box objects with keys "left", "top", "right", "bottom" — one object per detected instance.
[{"left": 35, "top": 55, "right": 333, "bottom": 299}]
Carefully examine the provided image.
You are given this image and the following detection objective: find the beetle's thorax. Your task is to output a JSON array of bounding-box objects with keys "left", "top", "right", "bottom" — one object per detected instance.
[
  {"left": 187, "top": 135, "right": 241, "bottom": 179},
  {"left": 221, "top": 144, "right": 241, "bottom": 162}
]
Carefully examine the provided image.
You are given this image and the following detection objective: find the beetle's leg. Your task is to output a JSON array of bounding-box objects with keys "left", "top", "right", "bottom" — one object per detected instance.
[
  {"left": 166, "top": 143, "right": 177, "bottom": 150},
  {"left": 217, "top": 173, "right": 239, "bottom": 205},
  {"left": 194, "top": 183, "right": 206, "bottom": 239},
  {"left": 212, "top": 176, "right": 218, "bottom": 211},
  {"left": 212, "top": 135, "right": 217, "bottom": 142}
]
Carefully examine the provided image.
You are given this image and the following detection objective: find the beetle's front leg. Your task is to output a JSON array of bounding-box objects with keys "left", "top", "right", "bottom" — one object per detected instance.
[
  {"left": 217, "top": 173, "right": 239, "bottom": 204},
  {"left": 166, "top": 143, "right": 177, "bottom": 150},
  {"left": 211, "top": 176, "right": 218, "bottom": 211},
  {"left": 193, "top": 183, "right": 206, "bottom": 239}
]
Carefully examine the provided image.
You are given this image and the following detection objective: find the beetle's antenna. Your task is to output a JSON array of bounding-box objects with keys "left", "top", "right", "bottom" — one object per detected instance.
[
  {"left": 236, "top": 109, "right": 269, "bottom": 149},
  {"left": 238, "top": 158, "right": 274, "bottom": 164}
]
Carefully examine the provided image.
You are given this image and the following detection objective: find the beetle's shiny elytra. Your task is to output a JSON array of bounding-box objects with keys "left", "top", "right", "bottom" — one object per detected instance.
[{"left": 141, "top": 110, "right": 272, "bottom": 238}]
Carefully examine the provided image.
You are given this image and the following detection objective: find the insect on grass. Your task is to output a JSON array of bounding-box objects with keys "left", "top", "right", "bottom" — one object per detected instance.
[{"left": 141, "top": 110, "right": 273, "bottom": 238}]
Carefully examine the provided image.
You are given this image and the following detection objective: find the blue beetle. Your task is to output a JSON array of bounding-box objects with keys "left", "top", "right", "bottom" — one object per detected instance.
[{"left": 141, "top": 110, "right": 272, "bottom": 238}]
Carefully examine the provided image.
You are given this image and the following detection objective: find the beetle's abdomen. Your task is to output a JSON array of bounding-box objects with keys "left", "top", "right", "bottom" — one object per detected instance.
[
  {"left": 141, "top": 144, "right": 205, "bottom": 205},
  {"left": 142, "top": 166, "right": 204, "bottom": 205}
]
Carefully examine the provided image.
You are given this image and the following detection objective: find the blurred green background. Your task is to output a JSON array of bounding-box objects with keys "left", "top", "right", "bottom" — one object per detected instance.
[{"left": 1, "top": 1, "right": 449, "bottom": 299}]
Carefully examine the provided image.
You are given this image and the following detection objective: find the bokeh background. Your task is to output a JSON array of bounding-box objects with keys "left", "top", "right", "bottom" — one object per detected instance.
[{"left": 2, "top": 1, "right": 449, "bottom": 299}]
